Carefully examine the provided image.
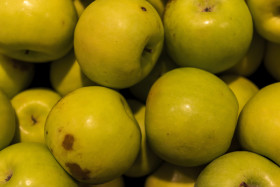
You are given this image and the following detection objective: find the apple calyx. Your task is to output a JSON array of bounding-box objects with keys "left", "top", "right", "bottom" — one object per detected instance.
[
  {"left": 239, "top": 182, "right": 258, "bottom": 187},
  {"left": 144, "top": 47, "right": 153, "bottom": 53},
  {"left": 4, "top": 170, "right": 13, "bottom": 183},
  {"left": 31, "top": 115, "right": 37, "bottom": 125},
  {"left": 202, "top": 6, "right": 213, "bottom": 12}
]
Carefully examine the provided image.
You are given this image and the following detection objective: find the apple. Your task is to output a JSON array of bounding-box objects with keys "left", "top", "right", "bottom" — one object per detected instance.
[
  {"left": 0, "top": 0, "right": 78, "bottom": 62},
  {"left": 264, "top": 41, "right": 280, "bottom": 81},
  {"left": 45, "top": 86, "right": 141, "bottom": 184},
  {"left": 0, "top": 54, "right": 35, "bottom": 98},
  {"left": 163, "top": 0, "right": 253, "bottom": 74},
  {"left": 124, "top": 99, "right": 162, "bottom": 178},
  {"left": 129, "top": 50, "right": 178, "bottom": 103},
  {"left": 11, "top": 88, "right": 61, "bottom": 144},
  {"left": 50, "top": 50, "right": 97, "bottom": 96},
  {"left": 224, "top": 29, "right": 266, "bottom": 77},
  {"left": 195, "top": 151, "right": 280, "bottom": 186},
  {"left": 145, "top": 162, "right": 203, "bottom": 187},
  {"left": 146, "top": 0, "right": 167, "bottom": 18},
  {"left": 0, "top": 142, "right": 78, "bottom": 186},
  {"left": 246, "top": 0, "right": 280, "bottom": 43},
  {"left": 219, "top": 74, "right": 259, "bottom": 115},
  {"left": 237, "top": 82, "right": 280, "bottom": 166},
  {"left": 74, "top": 0, "right": 164, "bottom": 89},
  {"left": 79, "top": 176, "right": 124, "bottom": 187},
  {"left": 73, "top": 0, "right": 93, "bottom": 17},
  {"left": 0, "top": 90, "right": 16, "bottom": 151},
  {"left": 145, "top": 67, "right": 239, "bottom": 167}
]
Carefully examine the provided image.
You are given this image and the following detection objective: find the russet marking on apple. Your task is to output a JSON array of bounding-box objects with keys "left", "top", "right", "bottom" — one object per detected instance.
[
  {"left": 65, "top": 162, "right": 91, "bottom": 181},
  {"left": 62, "top": 134, "right": 75, "bottom": 151}
]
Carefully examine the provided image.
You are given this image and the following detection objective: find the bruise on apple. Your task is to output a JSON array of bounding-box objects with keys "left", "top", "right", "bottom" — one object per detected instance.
[
  {"left": 65, "top": 162, "right": 91, "bottom": 181},
  {"left": 62, "top": 134, "right": 75, "bottom": 151}
]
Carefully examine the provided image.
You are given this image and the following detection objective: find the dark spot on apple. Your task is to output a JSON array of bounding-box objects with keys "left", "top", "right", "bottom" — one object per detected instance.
[
  {"left": 5, "top": 173, "right": 12, "bottom": 182},
  {"left": 144, "top": 48, "right": 153, "bottom": 53},
  {"left": 45, "top": 131, "right": 48, "bottom": 135},
  {"left": 24, "top": 50, "right": 30, "bottom": 55},
  {"left": 62, "top": 134, "right": 74, "bottom": 150},
  {"left": 141, "top": 6, "right": 147, "bottom": 11},
  {"left": 31, "top": 115, "right": 37, "bottom": 125},
  {"left": 58, "top": 127, "right": 63, "bottom": 133},
  {"left": 202, "top": 6, "right": 213, "bottom": 12},
  {"left": 65, "top": 162, "right": 91, "bottom": 180},
  {"left": 239, "top": 182, "right": 257, "bottom": 187}
]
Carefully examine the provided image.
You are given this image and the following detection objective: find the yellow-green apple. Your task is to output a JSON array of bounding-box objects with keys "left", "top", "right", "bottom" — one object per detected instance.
[
  {"left": 0, "top": 0, "right": 78, "bottom": 62},
  {"left": 11, "top": 88, "right": 61, "bottom": 144},
  {"left": 225, "top": 30, "right": 266, "bottom": 76},
  {"left": 237, "top": 82, "right": 280, "bottom": 166},
  {"left": 73, "top": 0, "right": 93, "bottom": 17},
  {"left": 163, "top": 0, "right": 253, "bottom": 74},
  {"left": 219, "top": 74, "right": 259, "bottom": 115},
  {"left": 74, "top": 0, "right": 164, "bottom": 89},
  {"left": 145, "top": 162, "right": 203, "bottom": 187},
  {"left": 79, "top": 177, "right": 125, "bottom": 187},
  {"left": 246, "top": 0, "right": 280, "bottom": 43},
  {"left": 129, "top": 51, "right": 178, "bottom": 103},
  {"left": 0, "top": 90, "right": 16, "bottom": 150},
  {"left": 195, "top": 151, "right": 280, "bottom": 186},
  {"left": 264, "top": 42, "right": 280, "bottom": 81},
  {"left": 124, "top": 99, "right": 162, "bottom": 178},
  {"left": 0, "top": 142, "right": 78, "bottom": 186},
  {"left": 145, "top": 67, "right": 239, "bottom": 167},
  {"left": 50, "top": 50, "right": 97, "bottom": 96},
  {"left": 45, "top": 86, "right": 141, "bottom": 184},
  {"left": 146, "top": 0, "right": 167, "bottom": 18},
  {"left": 0, "top": 54, "right": 35, "bottom": 98}
]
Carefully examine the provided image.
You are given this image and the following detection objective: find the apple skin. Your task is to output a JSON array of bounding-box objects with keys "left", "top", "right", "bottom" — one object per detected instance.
[
  {"left": 264, "top": 42, "right": 280, "bottom": 81},
  {"left": 79, "top": 176, "right": 124, "bottom": 187},
  {"left": 145, "top": 162, "right": 203, "bottom": 187},
  {"left": 146, "top": 0, "right": 167, "bottom": 18},
  {"left": 50, "top": 50, "right": 97, "bottom": 96},
  {"left": 73, "top": 0, "right": 93, "bottom": 17},
  {"left": 163, "top": 0, "right": 253, "bottom": 74},
  {"left": 0, "top": 90, "right": 16, "bottom": 151},
  {"left": 11, "top": 88, "right": 61, "bottom": 144},
  {"left": 246, "top": 0, "right": 280, "bottom": 43},
  {"left": 74, "top": 0, "right": 164, "bottom": 89},
  {"left": 45, "top": 86, "right": 141, "bottom": 184},
  {"left": 237, "top": 82, "right": 280, "bottom": 166},
  {"left": 0, "top": 0, "right": 78, "bottom": 63},
  {"left": 195, "top": 151, "right": 280, "bottom": 187},
  {"left": 124, "top": 99, "right": 162, "bottom": 178},
  {"left": 224, "top": 30, "right": 266, "bottom": 77},
  {"left": 145, "top": 67, "right": 239, "bottom": 167},
  {"left": 0, "top": 54, "right": 35, "bottom": 98},
  {"left": 0, "top": 142, "right": 78, "bottom": 186}
]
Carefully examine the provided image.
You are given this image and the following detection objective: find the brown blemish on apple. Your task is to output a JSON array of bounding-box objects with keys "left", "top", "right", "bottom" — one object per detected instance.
[
  {"left": 141, "top": 6, "right": 147, "bottom": 11},
  {"left": 65, "top": 162, "right": 91, "bottom": 180},
  {"left": 62, "top": 134, "right": 74, "bottom": 150},
  {"left": 5, "top": 173, "right": 12, "bottom": 182},
  {"left": 202, "top": 6, "right": 213, "bottom": 12}
]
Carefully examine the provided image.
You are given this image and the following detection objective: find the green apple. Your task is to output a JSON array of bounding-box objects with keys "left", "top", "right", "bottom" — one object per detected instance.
[
  {"left": 264, "top": 41, "right": 280, "bottom": 81},
  {"left": 237, "top": 82, "right": 280, "bottom": 166},
  {"left": 146, "top": 67, "right": 239, "bottom": 167},
  {"left": 50, "top": 50, "right": 97, "bottom": 96},
  {"left": 124, "top": 99, "right": 162, "bottom": 178},
  {"left": 0, "top": 90, "right": 16, "bottom": 151},
  {"left": 0, "top": 0, "right": 78, "bottom": 62},
  {"left": 246, "top": 0, "right": 280, "bottom": 43},
  {"left": 146, "top": 0, "right": 167, "bottom": 18},
  {"left": 145, "top": 162, "right": 203, "bottom": 187},
  {"left": 0, "top": 142, "right": 78, "bottom": 186},
  {"left": 163, "top": 0, "right": 253, "bottom": 74},
  {"left": 224, "top": 29, "right": 266, "bottom": 76},
  {"left": 0, "top": 54, "right": 35, "bottom": 98},
  {"left": 195, "top": 151, "right": 280, "bottom": 186},
  {"left": 219, "top": 74, "right": 259, "bottom": 115},
  {"left": 11, "top": 88, "right": 61, "bottom": 144},
  {"left": 129, "top": 50, "right": 178, "bottom": 103},
  {"left": 74, "top": 0, "right": 164, "bottom": 89},
  {"left": 79, "top": 176, "right": 124, "bottom": 187},
  {"left": 45, "top": 86, "right": 141, "bottom": 184}
]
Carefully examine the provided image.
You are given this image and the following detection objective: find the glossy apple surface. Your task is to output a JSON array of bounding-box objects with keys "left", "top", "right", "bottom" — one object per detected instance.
[
  {"left": 45, "top": 86, "right": 141, "bottom": 184},
  {"left": 0, "top": 0, "right": 78, "bottom": 62},
  {"left": 0, "top": 142, "right": 78, "bottom": 186},
  {"left": 0, "top": 90, "right": 16, "bottom": 150},
  {"left": 74, "top": 0, "right": 164, "bottom": 89},
  {"left": 11, "top": 88, "right": 61, "bottom": 144},
  {"left": 146, "top": 67, "right": 239, "bottom": 167},
  {"left": 163, "top": 0, "right": 253, "bottom": 73},
  {"left": 195, "top": 151, "right": 280, "bottom": 186},
  {"left": 238, "top": 82, "right": 280, "bottom": 166}
]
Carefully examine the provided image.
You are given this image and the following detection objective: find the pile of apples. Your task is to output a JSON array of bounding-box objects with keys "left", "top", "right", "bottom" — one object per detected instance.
[{"left": 0, "top": 0, "right": 280, "bottom": 186}]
